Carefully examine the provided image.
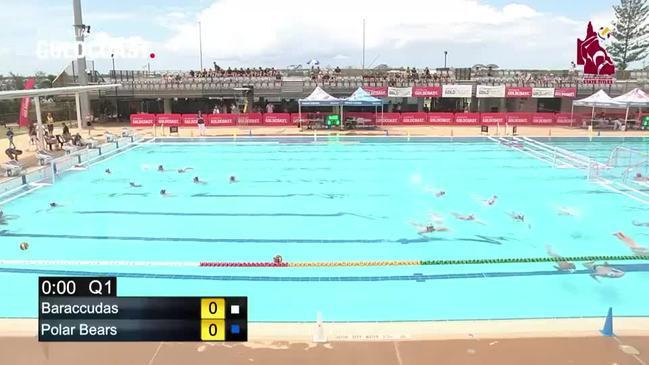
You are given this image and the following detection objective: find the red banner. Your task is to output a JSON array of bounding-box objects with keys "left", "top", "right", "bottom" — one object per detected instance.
[
  {"left": 480, "top": 113, "right": 506, "bottom": 125},
  {"left": 412, "top": 86, "right": 442, "bottom": 98},
  {"left": 362, "top": 86, "right": 388, "bottom": 97},
  {"left": 554, "top": 87, "right": 577, "bottom": 98},
  {"left": 237, "top": 113, "right": 263, "bottom": 126},
  {"left": 18, "top": 79, "right": 36, "bottom": 127},
  {"left": 555, "top": 113, "right": 579, "bottom": 125},
  {"left": 505, "top": 87, "right": 533, "bottom": 98},
  {"left": 531, "top": 113, "right": 555, "bottom": 125},
  {"left": 401, "top": 112, "right": 429, "bottom": 125},
  {"left": 505, "top": 113, "right": 532, "bottom": 125},
  {"left": 156, "top": 113, "right": 181, "bottom": 126},
  {"left": 454, "top": 113, "right": 481, "bottom": 124},
  {"left": 263, "top": 113, "right": 292, "bottom": 125},
  {"left": 207, "top": 114, "right": 236, "bottom": 126},
  {"left": 130, "top": 113, "right": 156, "bottom": 127},
  {"left": 428, "top": 113, "right": 454, "bottom": 125},
  {"left": 376, "top": 113, "right": 401, "bottom": 125}
]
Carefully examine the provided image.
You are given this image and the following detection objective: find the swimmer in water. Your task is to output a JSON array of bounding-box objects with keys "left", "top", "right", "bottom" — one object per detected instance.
[
  {"left": 229, "top": 176, "right": 238, "bottom": 183},
  {"left": 410, "top": 221, "right": 449, "bottom": 234},
  {"left": 129, "top": 182, "right": 142, "bottom": 188},
  {"left": 423, "top": 186, "right": 445, "bottom": 197},
  {"left": 157, "top": 165, "right": 164, "bottom": 172},
  {"left": 436, "top": 191, "right": 446, "bottom": 198},
  {"left": 177, "top": 167, "right": 194, "bottom": 173},
  {"left": 452, "top": 212, "right": 485, "bottom": 225},
  {"left": 485, "top": 195, "right": 497, "bottom": 206},
  {"left": 49, "top": 202, "right": 58, "bottom": 208},
  {"left": 507, "top": 211, "right": 525, "bottom": 222},
  {"left": 545, "top": 245, "right": 576, "bottom": 272},
  {"left": 105, "top": 168, "right": 111, "bottom": 174},
  {"left": 634, "top": 172, "right": 649, "bottom": 182},
  {"left": 632, "top": 220, "right": 649, "bottom": 227},
  {"left": 193, "top": 176, "right": 207, "bottom": 184},
  {"left": 583, "top": 261, "right": 624, "bottom": 281},
  {"left": 613, "top": 232, "right": 649, "bottom": 256},
  {"left": 160, "top": 189, "right": 168, "bottom": 196}
]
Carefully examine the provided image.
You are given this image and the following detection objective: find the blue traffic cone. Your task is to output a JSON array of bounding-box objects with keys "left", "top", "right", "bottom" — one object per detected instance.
[{"left": 600, "top": 307, "right": 614, "bottom": 337}]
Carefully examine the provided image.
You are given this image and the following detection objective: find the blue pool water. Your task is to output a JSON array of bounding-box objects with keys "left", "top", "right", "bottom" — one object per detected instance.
[{"left": 1, "top": 137, "right": 648, "bottom": 321}]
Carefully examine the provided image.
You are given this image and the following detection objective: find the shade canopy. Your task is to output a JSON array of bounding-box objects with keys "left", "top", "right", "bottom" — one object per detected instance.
[
  {"left": 612, "top": 88, "right": 649, "bottom": 107},
  {"left": 344, "top": 87, "right": 383, "bottom": 106},
  {"left": 572, "top": 90, "right": 626, "bottom": 108},
  {"left": 0, "top": 84, "right": 122, "bottom": 100},
  {"left": 299, "top": 86, "right": 342, "bottom": 106}
]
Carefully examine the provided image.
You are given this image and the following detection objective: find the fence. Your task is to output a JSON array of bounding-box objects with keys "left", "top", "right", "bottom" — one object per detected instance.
[{"left": 130, "top": 112, "right": 603, "bottom": 128}]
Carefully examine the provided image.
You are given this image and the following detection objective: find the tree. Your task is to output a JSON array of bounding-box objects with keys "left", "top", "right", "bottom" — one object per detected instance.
[{"left": 609, "top": 0, "right": 649, "bottom": 71}]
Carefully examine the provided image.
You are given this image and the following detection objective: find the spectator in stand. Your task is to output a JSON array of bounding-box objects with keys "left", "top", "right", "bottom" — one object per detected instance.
[
  {"left": 266, "top": 102, "right": 274, "bottom": 114},
  {"left": 213, "top": 104, "right": 221, "bottom": 114}
]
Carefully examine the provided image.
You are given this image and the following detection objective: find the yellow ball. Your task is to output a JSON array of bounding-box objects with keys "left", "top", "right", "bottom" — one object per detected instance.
[{"left": 19, "top": 242, "right": 29, "bottom": 250}]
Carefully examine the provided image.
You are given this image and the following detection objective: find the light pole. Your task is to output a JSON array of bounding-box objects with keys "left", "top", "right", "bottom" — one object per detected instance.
[
  {"left": 198, "top": 21, "right": 203, "bottom": 71},
  {"left": 111, "top": 54, "right": 118, "bottom": 118},
  {"left": 444, "top": 51, "right": 448, "bottom": 68},
  {"left": 362, "top": 18, "right": 366, "bottom": 71}
]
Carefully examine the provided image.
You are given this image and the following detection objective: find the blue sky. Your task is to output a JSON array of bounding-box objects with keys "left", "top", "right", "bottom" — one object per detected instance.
[{"left": 1, "top": 0, "right": 634, "bottom": 76}]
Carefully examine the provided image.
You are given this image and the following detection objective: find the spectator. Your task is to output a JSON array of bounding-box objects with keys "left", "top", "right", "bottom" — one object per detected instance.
[
  {"left": 266, "top": 102, "right": 274, "bottom": 114},
  {"left": 6, "top": 127, "right": 15, "bottom": 148},
  {"left": 62, "top": 123, "right": 71, "bottom": 141},
  {"left": 197, "top": 111, "right": 206, "bottom": 136},
  {"left": 213, "top": 104, "right": 221, "bottom": 114},
  {"left": 28, "top": 123, "right": 37, "bottom": 145},
  {"left": 46, "top": 112, "right": 54, "bottom": 134}
]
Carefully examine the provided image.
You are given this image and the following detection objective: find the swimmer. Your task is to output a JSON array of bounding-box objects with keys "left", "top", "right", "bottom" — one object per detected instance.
[
  {"left": 634, "top": 172, "right": 649, "bottom": 182},
  {"left": 49, "top": 202, "right": 58, "bottom": 208},
  {"left": 613, "top": 232, "right": 649, "bottom": 256},
  {"left": 129, "top": 182, "right": 142, "bottom": 188},
  {"left": 436, "top": 190, "right": 446, "bottom": 198},
  {"left": 177, "top": 167, "right": 194, "bottom": 173},
  {"left": 484, "top": 195, "right": 497, "bottom": 206},
  {"left": 452, "top": 212, "right": 486, "bottom": 225},
  {"left": 507, "top": 212, "right": 525, "bottom": 222},
  {"left": 104, "top": 168, "right": 111, "bottom": 174},
  {"left": 545, "top": 245, "right": 576, "bottom": 272},
  {"left": 229, "top": 176, "right": 238, "bottom": 184},
  {"left": 160, "top": 189, "right": 168, "bottom": 196},
  {"left": 583, "top": 261, "right": 624, "bottom": 281},
  {"left": 410, "top": 221, "right": 449, "bottom": 234},
  {"left": 193, "top": 176, "right": 207, "bottom": 184},
  {"left": 423, "top": 186, "right": 445, "bottom": 197},
  {"left": 632, "top": 220, "right": 649, "bottom": 227},
  {"left": 157, "top": 165, "right": 164, "bottom": 172}
]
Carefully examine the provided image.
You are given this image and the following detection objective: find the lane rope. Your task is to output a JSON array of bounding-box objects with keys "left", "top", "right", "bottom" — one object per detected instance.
[{"left": 0, "top": 255, "right": 646, "bottom": 268}]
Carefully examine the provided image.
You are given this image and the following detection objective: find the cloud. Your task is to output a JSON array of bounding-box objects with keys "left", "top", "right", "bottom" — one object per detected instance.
[{"left": 160, "top": 0, "right": 587, "bottom": 68}]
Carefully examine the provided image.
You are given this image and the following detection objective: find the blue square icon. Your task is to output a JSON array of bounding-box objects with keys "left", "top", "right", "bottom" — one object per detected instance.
[{"left": 231, "top": 324, "right": 240, "bottom": 334}]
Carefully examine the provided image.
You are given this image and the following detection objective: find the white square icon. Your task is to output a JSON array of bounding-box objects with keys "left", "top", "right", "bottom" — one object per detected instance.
[{"left": 231, "top": 305, "right": 240, "bottom": 314}]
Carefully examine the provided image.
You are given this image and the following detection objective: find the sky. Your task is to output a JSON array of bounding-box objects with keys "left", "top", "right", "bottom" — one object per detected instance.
[{"left": 0, "top": 0, "right": 638, "bottom": 76}]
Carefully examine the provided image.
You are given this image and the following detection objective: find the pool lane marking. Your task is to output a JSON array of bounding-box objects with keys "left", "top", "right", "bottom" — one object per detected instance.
[
  {"left": 1, "top": 263, "right": 649, "bottom": 282},
  {"left": 74, "top": 210, "right": 380, "bottom": 220}
]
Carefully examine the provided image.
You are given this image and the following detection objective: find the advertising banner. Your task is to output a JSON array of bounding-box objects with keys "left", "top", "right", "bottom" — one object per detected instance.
[
  {"left": 454, "top": 113, "right": 481, "bottom": 124},
  {"left": 480, "top": 113, "right": 506, "bottom": 125},
  {"left": 505, "top": 87, "right": 533, "bottom": 98},
  {"left": 531, "top": 113, "right": 555, "bottom": 125},
  {"left": 532, "top": 87, "right": 556, "bottom": 98},
  {"left": 506, "top": 113, "right": 532, "bottom": 125},
  {"left": 130, "top": 114, "right": 156, "bottom": 127},
  {"left": 18, "top": 78, "right": 36, "bottom": 127},
  {"left": 387, "top": 87, "right": 413, "bottom": 97},
  {"left": 442, "top": 84, "right": 473, "bottom": 98},
  {"left": 263, "top": 113, "right": 292, "bottom": 125},
  {"left": 207, "top": 114, "right": 236, "bottom": 126},
  {"left": 428, "top": 113, "right": 455, "bottom": 125},
  {"left": 476, "top": 85, "right": 506, "bottom": 98},
  {"left": 412, "top": 86, "right": 442, "bottom": 97},
  {"left": 362, "top": 86, "right": 388, "bottom": 97},
  {"left": 400, "top": 112, "right": 428, "bottom": 125},
  {"left": 156, "top": 114, "right": 181, "bottom": 126},
  {"left": 554, "top": 88, "right": 577, "bottom": 98}
]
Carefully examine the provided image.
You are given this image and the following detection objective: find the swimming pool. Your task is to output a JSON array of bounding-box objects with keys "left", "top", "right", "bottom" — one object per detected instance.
[{"left": 1, "top": 137, "right": 648, "bottom": 321}]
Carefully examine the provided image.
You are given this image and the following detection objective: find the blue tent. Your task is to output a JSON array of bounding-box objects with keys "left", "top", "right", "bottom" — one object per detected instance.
[{"left": 344, "top": 87, "right": 383, "bottom": 106}]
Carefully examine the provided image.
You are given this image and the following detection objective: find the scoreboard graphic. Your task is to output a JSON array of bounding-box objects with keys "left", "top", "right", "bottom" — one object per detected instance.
[{"left": 38, "top": 277, "right": 247, "bottom": 342}]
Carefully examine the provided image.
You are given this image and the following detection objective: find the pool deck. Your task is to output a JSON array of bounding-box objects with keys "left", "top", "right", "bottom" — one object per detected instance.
[{"left": 0, "top": 319, "right": 648, "bottom": 364}]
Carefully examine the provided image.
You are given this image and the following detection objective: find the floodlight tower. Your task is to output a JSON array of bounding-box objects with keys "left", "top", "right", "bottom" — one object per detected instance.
[{"left": 72, "top": 0, "right": 91, "bottom": 129}]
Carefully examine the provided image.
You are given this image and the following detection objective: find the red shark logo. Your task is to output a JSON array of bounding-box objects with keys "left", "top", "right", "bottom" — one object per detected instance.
[{"left": 577, "top": 22, "right": 615, "bottom": 75}]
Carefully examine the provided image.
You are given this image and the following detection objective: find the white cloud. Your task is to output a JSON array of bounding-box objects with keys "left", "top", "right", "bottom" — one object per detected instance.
[{"left": 159, "top": 0, "right": 588, "bottom": 69}]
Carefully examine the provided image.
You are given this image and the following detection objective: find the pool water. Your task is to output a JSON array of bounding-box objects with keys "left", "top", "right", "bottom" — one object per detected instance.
[{"left": 1, "top": 137, "right": 648, "bottom": 321}]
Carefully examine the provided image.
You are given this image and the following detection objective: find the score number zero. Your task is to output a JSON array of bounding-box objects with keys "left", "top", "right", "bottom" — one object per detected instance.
[
  {"left": 40, "top": 279, "right": 113, "bottom": 296},
  {"left": 200, "top": 298, "right": 225, "bottom": 341}
]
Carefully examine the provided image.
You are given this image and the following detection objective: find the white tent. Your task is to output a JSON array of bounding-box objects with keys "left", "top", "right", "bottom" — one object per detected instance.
[
  {"left": 297, "top": 86, "right": 342, "bottom": 128},
  {"left": 571, "top": 90, "right": 626, "bottom": 127},
  {"left": 612, "top": 88, "right": 649, "bottom": 125}
]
